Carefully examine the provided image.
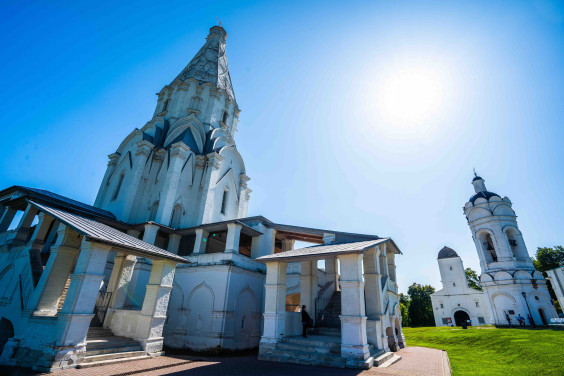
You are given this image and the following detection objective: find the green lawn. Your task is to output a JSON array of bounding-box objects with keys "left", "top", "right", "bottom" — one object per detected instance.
[{"left": 403, "top": 326, "right": 564, "bottom": 376}]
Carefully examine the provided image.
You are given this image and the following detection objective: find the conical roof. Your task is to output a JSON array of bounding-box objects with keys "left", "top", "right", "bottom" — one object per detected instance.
[
  {"left": 438, "top": 246, "right": 458, "bottom": 259},
  {"left": 175, "top": 26, "right": 235, "bottom": 101}
]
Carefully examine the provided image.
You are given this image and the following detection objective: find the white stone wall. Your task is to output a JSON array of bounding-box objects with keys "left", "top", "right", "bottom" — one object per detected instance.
[
  {"left": 431, "top": 256, "right": 491, "bottom": 326},
  {"left": 546, "top": 266, "right": 564, "bottom": 311}
]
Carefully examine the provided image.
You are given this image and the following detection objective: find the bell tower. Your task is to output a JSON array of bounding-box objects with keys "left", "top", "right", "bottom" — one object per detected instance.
[{"left": 463, "top": 172, "right": 557, "bottom": 326}]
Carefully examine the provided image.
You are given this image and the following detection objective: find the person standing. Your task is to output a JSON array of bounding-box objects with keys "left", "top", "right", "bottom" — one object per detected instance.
[
  {"left": 505, "top": 313, "right": 512, "bottom": 327},
  {"left": 301, "top": 305, "right": 311, "bottom": 338}
]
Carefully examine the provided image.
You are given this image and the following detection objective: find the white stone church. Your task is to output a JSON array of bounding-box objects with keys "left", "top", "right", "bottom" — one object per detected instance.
[
  {"left": 431, "top": 174, "right": 557, "bottom": 327},
  {"left": 0, "top": 25, "right": 404, "bottom": 371}
]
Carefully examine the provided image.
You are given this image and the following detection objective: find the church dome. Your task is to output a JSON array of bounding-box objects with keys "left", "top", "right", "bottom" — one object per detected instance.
[
  {"left": 469, "top": 191, "right": 500, "bottom": 203},
  {"left": 438, "top": 246, "right": 458, "bottom": 259}
]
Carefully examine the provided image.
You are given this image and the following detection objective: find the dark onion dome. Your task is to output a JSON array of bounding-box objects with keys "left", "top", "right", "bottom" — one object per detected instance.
[
  {"left": 438, "top": 246, "right": 458, "bottom": 259},
  {"left": 469, "top": 191, "right": 500, "bottom": 203},
  {"left": 472, "top": 175, "right": 483, "bottom": 182}
]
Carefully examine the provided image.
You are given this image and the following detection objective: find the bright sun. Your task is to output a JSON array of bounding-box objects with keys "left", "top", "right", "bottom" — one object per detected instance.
[{"left": 377, "top": 67, "right": 444, "bottom": 126}]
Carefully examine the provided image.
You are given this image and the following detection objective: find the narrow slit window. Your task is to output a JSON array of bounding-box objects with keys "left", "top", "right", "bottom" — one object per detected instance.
[
  {"left": 221, "top": 190, "right": 228, "bottom": 214},
  {"left": 112, "top": 173, "right": 125, "bottom": 201}
]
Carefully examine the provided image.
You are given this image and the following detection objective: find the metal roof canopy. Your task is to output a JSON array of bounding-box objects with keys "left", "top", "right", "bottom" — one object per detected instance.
[
  {"left": 175, "top": 219, "right": 263, "bottom": 237},
  {"left": 257, "top": 238, "right": 401, "bottom": 263},
  {"left": 28, "top": 201, "right": 188, "bottom": 264}
]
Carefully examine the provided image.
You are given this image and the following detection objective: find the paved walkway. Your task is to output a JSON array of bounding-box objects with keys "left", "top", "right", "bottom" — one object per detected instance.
[{"left": 5, "top": 347, "right": 450, "bottom": 376}]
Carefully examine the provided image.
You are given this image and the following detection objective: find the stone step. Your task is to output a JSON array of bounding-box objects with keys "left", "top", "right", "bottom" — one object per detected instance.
[
  {"left": 374, "top": 351, "right": 395, "bottom": 366},
  {"left": 81, "top": 350, "right": 147, "bottom": 364},
  {"left": 378, "top": 354, "right": 402, "bottom": 368},
  {"left": 85, "top": 345, "right": 143, "bottom": 356},
  {"left": 280, "top": 336, "right": 341, "bottom": 348},
  {"left": 261, "top": 349, "right": 345, "bottom": 368},
  {"left": 315, "top": 328, "right": 341, "bottom": 336},
  {"left": 76, "top": 355, "right": 150, "bottom": 369},
  {"left": 276, "top": 342, "right": 340, "bottom": 355}
]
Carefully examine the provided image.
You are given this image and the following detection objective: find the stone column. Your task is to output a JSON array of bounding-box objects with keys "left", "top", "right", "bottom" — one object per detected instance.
[
  {"left": 281, "top": 239, "right": 295, "bottom": 252},
  {"left": 104, "top": 253, "right": 137, "bottom": 325},
  {"left": 155, "top": 141, "right": 190, "bottom": 225},
  {"left": 225, "top": 223, "right": 242, "bottom": 253},
  {"left": 0, "top": 206, "right": 17, "bottom": 232},
  {"left": 193, "top": 229, "right": 209, "bottom": 254},
  {"left": 325, "top": 258, "right": 338, "bottom": 291},
  {"left": 11, "top": 204, "right": 39, "bottom": 244},
  {"left": 31, "top": 225, "right": 81, "bottom": 315},
  {"left": 57, "top": 240, "right": 112, "bottom": 346},
  {"left": 259, "top": 261, "right": 288, "bottom": 355},
  {"left": 143, "top": 223, "right": 159, "bottom": 245},
  {"left": 338, "top": 253, "right": 370, "bottom": 364},
  {"left": 28, "top": 213, "right": 55, "bottom": 285},
  {"left": 136, "top": 259, "right": 177, "bottom": 354},
  {"left": 363, "top": 247, "right": 384, "bottom": 349},
  {"left": 167, "top": 234, "right": 181, "bottom": 255},
  {"left": 251, "top": 223, "right": 276, "bottom": 258},
  {"left": 300, "top": 261, "right": 313, "bottom": 314}
]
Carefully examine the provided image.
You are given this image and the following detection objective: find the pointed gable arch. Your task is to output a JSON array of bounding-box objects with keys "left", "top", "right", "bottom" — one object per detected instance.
[
  {"left": 219, "top": 145, "right": 246, "bottom": 174},
  {"left": 164, "top": 114, "right": 205, "bottom": 152},
  {"left": 116, "top": 129, "right": 144, "bottom": 155}
]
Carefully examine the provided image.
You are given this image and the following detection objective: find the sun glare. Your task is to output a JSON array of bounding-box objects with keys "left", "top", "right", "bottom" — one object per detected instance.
[{"left": 377, "top": 68, "right": 444, "bottom": 126}]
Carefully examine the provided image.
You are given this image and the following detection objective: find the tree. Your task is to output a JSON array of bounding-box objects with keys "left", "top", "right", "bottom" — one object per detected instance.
[
  {"left": 532, "top": 246, "right": 564, "bottom": 272},
  {"left": 532, "top": 246, "right": 564, "bottom": 313},
  {"left": 407, "top": 283, "right": 435, "bottom": 327},
  {"left": 465, "top": 267, "right": 482, "bottom": 291},
  {"left": 399, "top": 293, "right": 410, "bottom": 327}
]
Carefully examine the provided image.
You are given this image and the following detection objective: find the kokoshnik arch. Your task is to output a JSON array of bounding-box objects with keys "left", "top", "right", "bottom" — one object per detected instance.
[{"left": 0, "top": 25, "right": 404, "bottom": 371}]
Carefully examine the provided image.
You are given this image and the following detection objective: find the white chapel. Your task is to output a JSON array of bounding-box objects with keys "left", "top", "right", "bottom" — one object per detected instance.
[{"left": 0, "top": 25, "right": 404, "bottom": 371}]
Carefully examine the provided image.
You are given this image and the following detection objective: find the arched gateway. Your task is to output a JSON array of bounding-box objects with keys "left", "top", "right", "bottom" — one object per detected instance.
[{"left": 454, "top": 310, "right": 470, "bottom": 326}]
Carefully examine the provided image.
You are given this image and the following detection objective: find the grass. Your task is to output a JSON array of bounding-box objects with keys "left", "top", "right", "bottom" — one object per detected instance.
[{"left": 403, "top": 326, "right": 564, "bottom": 376}]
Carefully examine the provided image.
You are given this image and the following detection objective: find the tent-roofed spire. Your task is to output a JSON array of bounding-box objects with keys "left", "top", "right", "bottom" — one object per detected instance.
[{"left": 175, "top": 25, "right": 235, "bottom": 101}]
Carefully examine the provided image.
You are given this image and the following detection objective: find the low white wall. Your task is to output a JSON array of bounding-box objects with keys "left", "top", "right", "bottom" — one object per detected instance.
[{"left": 285, "top": 312, "right": 302, "bottom": 337}]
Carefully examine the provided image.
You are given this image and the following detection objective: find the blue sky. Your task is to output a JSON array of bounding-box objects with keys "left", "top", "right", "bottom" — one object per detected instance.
[{"left": 1, "top": 0, "right": 564, "bottom": 292}]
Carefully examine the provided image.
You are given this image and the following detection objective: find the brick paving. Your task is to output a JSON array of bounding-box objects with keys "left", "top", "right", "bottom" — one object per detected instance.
[{"left": 2, "top": 347, "right": 449, "bottom": 376}]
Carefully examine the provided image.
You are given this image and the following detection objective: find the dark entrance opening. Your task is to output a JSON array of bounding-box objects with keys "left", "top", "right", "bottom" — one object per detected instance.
[
  {"left": 538, "top": 308, "right": 548, "bottom": 326},
  {"left": 0, "top": 317, "right": 14, "bottom": 354},
  {"left": 454, "top": 310, "right": 470, "bottom": 326}
]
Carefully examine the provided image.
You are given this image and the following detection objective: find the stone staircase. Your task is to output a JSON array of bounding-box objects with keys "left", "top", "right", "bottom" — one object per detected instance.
[
  {"left": 259, "top": 333, "right": 400, "bottom": 369},
  {"left": 77, "top": 327, "right": 149, "bottom": 368},
  {"left": 316, "top": 291, "right": 341, "bottom": 328},
  {"left": 57, "top": 277, "right": 71, "bottom": 312}
]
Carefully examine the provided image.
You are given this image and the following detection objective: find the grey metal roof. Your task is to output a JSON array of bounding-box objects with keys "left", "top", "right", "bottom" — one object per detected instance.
[
  {"left": 469, "top": 191, "right": 500, "bottom": 203},
  {"left": 257, "top": 238, "right": 393, "bottom": 262},
  {"left": 0, "top": 186, "right": 116, "bottom": 220},
  {"left": 438, "top": 246, "right": 458, "bottom": 259},
  {"left": 29, "top": 201, "right": 188, "bottom": 264}
]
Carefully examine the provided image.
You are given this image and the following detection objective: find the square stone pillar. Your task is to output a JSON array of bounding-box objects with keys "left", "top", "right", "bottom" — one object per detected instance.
[
  {"left": 143, "top": 223, "right": 159, "bottom": 245},
  {"left": 28, "top": 213, "right": 55, "bottom": 286},
  {"left": 105, "top": 254, "right": 137, "bottom": 324},
  {"left": 251, "top": 223, "right": 275, "bottom": 258},
  {"left": 12, "top": 204, "right": 39, "bottom": 244},
  {"left": 338, "top": 253, "right": 370, "bottom": 363},
  {"left": 259, "top": 261, "right": 288, "bottom": 354},
  {"left": 31, "top": 225, "right": 81, "bottom": 315},
  {"left": 300, "top": 261, "right": 313, "bottom": 313},
  {"left": 167, "top": 234, "right": 181, "bottom": 255},
  {"left": 0, "top": 206, "right": 17, "bottom": 232},
  {"left": 57, "top": 240, "right": 112, "bottom": 345},
  {"left": 363, "top": 247, "right": 384, "bottom": 349},
  {"left": 135, "top": 259, "right": 177, "bottom": 354},
  {"left": 225, "top": 223, "right": 242, "bottom": 253},
  {"left": 193, "top": 229, "right": 209, "bottom": 254},
  {"left": 325, "top": 258, "right": 338, "bottom": 289}
]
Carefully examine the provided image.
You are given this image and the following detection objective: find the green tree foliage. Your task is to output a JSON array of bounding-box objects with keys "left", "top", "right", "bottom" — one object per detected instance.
[
  {"left": 532, "top": 246, "right": 564, "bottom": 313},
  {"left": 407, "top": 283, "right": 435, "bottom": 327},
  {"left": 400, "top": 293, "right": 410, "bottom": 327},
  {"left": 465, "top": 267, "right": 482, "bottom": 291}
]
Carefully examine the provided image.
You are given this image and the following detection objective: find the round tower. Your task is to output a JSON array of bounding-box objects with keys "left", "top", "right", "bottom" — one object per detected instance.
[{"left": 463, "top": 172, "right": 557, "bottom": 326}]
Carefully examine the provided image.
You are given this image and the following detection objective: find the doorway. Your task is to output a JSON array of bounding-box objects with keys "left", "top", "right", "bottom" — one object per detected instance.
[{"left": 454, "top": 310, "right": 470, "bottom": 326}]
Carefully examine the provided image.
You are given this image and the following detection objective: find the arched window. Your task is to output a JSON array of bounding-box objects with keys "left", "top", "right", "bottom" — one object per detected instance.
[
  {"left": 480, "top": 232, "right": 498, "bottom": 262},
  {"left": 506, "top": 228, "right": 523, "bottom": 260},
  {"left": 111, "top": 172, "right": 125, "bottom": 201},
  {"left": 220, "top": 190, "right": 228, "bottom": 215},
  {"left": 170, "top": 204, "right": 182, "bottom": 228}
]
